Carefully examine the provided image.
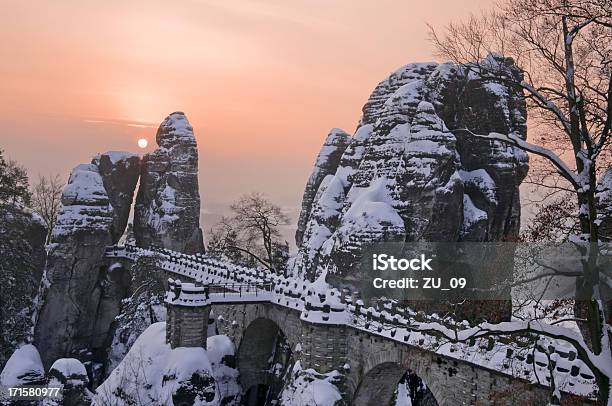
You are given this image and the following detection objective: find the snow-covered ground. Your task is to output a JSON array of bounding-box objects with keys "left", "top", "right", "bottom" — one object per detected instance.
[
  {"left": 280, "top": 362, "right": 343, "bottom": 406},
  {"left": 94, "top": 322, "right": 241, "bottom": 406}
]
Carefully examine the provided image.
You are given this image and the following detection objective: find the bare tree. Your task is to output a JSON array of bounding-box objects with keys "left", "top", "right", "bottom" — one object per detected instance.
[
  {"left": 429, "top": 1, "right": 611, "bottom": 402},
  {"left": 208, "top": 216, "right": 249, "bottom": 263},
  {"left": 429, "top": 0, "right": 610, "bottom": 231},
  {"left": 231, "top": 193, "right": 290, "bottom": 273},
  {"left": 209, "top": 193, "right": 290, "bottom": 274},
  {"left": 31, "top": 174, "right": 63, "bottom": 243},
  {"left": 521, "top": 191, "right": 581, "bottom": 242}
]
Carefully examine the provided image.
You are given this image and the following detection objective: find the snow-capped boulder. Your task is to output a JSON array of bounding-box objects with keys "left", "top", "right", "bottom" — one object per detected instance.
[
  {"left": 95, "top": 322, "right": 222, "bottom": 406},
  {"left": 0, "top": 344, "right": 45, "bottom": 387},
  {"left": 134, "top": 112, "right": 205, "bottom": 254},
  {"left": 294, "top": 56, "right": 529, "bottom": 280},
  {"left": 48, "top": 358, "right": 92, "bottom": 406},
  {"left": 92, "top": 151, "right": 140, "bottom": 244},
  {"left": 49, "top": 358, "right": 88, "bottom": 384}
]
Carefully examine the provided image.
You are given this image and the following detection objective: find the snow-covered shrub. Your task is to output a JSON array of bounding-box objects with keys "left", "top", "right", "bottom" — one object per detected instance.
[{"left": 279, "top": 362, "right": 344, "bottom": 406}]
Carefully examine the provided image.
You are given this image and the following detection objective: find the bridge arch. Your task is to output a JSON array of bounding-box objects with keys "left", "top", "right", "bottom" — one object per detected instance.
[
  {"left": 237, "top": 317, "right": 293, "bottom": 405},
  {"left": 352, "top": 349, "right": 442, "bottom": 406}
]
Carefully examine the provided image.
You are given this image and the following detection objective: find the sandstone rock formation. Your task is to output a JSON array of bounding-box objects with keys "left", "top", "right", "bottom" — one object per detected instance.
[
  {"left": 134, "top": 112, "right": 204, "bottom": 254},
  {"left": 92, "top": 152, "right": 140, "bottom": 244},
  {"left": 295, "top": 128, "right": 351, "bottom": 246},
  {"left": 35, "top": 113, "right": 206, "bottom": 368},
  {"left": 34, "top": 154, "right": 139, "bottom": 368},
  {"left": 35, "top": 163, "right": 117, "bottom": 367},
  {"left": 293, "top": 56, "right": 529, "bottom": 321},
  {"left": 596, "top": 168, "right": 612, "bottom": 331}
]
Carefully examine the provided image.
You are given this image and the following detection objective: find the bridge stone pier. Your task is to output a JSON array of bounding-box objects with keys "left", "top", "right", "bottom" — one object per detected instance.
[
  {"left": 107, "top": 245, "right": 591, "bottom": 405},
  {"left": 165, "top": 279, "right": 211, "bottom": 349}
]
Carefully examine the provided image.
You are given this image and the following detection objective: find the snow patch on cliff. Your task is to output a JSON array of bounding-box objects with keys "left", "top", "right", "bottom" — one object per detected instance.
[
  {"left": 52, "top": 163, "right": 113, "bottom": 238},
  {"left": 462, "top": 195, "right": 488, "bottom": 230}
]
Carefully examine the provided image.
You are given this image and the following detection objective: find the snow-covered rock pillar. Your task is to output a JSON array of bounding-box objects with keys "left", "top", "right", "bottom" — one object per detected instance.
[
  {"left": 164, "top": 279, "right": 211, "bottom": 349},
  {"left": 134, "top": 112, "right": 205, "bottom": 254}
]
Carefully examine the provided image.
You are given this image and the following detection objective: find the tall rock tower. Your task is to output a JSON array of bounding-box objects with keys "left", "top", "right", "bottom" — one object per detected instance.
[
  {"left": 35, "top": 154, "right": 140, "bottom": 367},
  {"left": 134, "top": 112, "right": 205, "bottom": 254},
  {"left": 35, "top": 113, "right": 207, "bottom": 368},
  {"left": 293, "top": 56, "right": 530, "bottom": 322}
]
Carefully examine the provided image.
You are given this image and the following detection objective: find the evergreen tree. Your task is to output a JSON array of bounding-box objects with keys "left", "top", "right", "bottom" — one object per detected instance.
[{"left": 0, "top": 149, "right": 45, "bottom": 367}]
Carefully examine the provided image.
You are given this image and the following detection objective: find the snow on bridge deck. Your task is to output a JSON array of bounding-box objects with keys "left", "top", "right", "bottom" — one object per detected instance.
[
  {"left": 104, "top": 244, "right": 597, "bottom": 399},
  {"left": 163, "top": 280, "right": 274, "bottom": 306}
]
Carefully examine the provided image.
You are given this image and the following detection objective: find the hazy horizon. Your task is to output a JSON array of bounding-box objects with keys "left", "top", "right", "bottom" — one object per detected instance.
[{"left": 0, "top": 0, "right": 495, "bottom": 242}]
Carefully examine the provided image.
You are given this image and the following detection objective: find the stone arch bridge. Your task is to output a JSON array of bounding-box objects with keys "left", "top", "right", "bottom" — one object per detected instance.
[{"left": 105, "top": 245, "right": 594, "bottom": 405}]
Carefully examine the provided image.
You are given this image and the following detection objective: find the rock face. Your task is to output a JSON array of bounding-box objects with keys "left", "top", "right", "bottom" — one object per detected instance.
[
  {"left": 293, "top": 56, "right": 529, "bottom": 320},
  {"left": 134, "top": 112, "right": 204, "bottom": 254},
  {"left": 596, "top": 168, "right": 612, "bottom": 330},
  {"left": 35, "top": 163, "right": 116, "bottom": 367},
  {"left": 92, "top": 152, "right": 140, "bottom": 244},
  {"left": 0, "top": 207, "right": 47, "bottom": 366},
  {"left": 34, "top": 156, "right": 137, "bottom": 368},
  {"left": 295, "top": 128, "right": 351, "bottom": 246}
]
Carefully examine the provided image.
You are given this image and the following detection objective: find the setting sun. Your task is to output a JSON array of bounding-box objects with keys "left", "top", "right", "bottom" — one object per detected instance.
[{"left": 137, "top": 138, "right": 148, "bottom": 149}]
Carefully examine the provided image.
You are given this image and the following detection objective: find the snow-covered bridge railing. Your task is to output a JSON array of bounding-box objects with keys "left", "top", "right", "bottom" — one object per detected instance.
[
  {"left": 167, "top": 279, "right": 272, "bottom": 304},
  {"left": 103, "top": 244, "right": 598, "bottom": 400},
  {"left": 105, "top": 245, "right": 275, "bottom": 303},
  {"left": 204, "top": 283, "right": 274, "bottom": 304}
]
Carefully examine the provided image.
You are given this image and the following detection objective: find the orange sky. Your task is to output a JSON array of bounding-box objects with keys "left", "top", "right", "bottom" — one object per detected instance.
[{"left": 0, "top": 0, "right": 494, "bottom": 233}]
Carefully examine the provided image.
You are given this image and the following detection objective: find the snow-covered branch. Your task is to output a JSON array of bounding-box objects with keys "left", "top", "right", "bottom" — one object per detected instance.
[
  {"left": 411, "top": 318, "right": 611, "bottom": 398},
  {"left": 518, "top": 80, "right": 573, "bottom": 136},
  {"left": 457, "top": 128, "right": 582, "bottom": 188}
]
